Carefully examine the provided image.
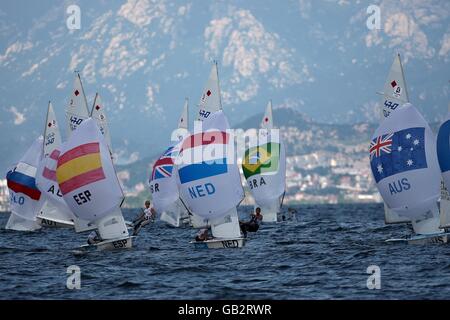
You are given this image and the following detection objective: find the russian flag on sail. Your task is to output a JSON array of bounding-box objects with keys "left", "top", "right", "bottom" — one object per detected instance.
[
  {"left": 178, "top": 131, "right": 229, "bottom": 184},
  {"left": 56, "top": 142, "right": 105, "bottom": 194},
  {"left": 7, "top": 163, "right": 41, "bottom": 200}
]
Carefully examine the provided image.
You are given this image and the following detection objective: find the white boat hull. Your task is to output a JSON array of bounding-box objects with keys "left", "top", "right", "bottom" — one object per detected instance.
[
  {"left": 80, "top": 236, "right": 134, "bottom": 251},
  {"left": 386, "top": 232, "right": 449, "bottom": 245},
  {"left": 190, "top": 237, "right": 246, "bottom": 249},
  {"left": 37, "top": 217, "right": 74, "bottom": 228}
]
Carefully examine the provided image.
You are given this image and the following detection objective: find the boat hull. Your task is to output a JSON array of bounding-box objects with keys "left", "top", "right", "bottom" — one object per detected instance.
[
  {"left": 190, "top": 238, "right": 246, "bottom": 249},
  {"left": 386, "top": 232, "right": 449, "bottom": 245},
  {"left": 37, "top": 217, "right": 74, "bottom": 228},
  {"left": 80, "top": 236, "right": 134, "bottom": 251}
]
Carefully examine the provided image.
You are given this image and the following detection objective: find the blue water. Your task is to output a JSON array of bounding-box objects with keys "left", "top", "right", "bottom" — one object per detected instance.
[{"left": 1, "top": 204, "right": 449, "bottom": 299}]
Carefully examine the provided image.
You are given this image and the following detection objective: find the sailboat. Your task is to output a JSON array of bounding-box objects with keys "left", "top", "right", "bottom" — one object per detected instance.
[
  {"left": 242, "top": 100, "right": 286, "bottom": 222},
  {"left": 176, "top": 110, "right": 245, "bottom": 248},
  {"left": 175, "top": 62, "right": 245, "bottom": 248},
  {"left": 436, "top": 102, "right": 450, "bottom": 234},
  {"left": 372, "top": 54, "right": 447, "bottom": 244},
  {"left": 5, "top": 137, "right": 44, "bottom": 231},
  {"left": 56, "top": 118, "right": 132, "bottom": 250},
  {"left": 64, "top": 73, "right": 98, "bottom": 233},
  {"left": 151, "top": 98, "right": 190, "bottom": 228},
  {"left": 35, "top": 102, "right": 75, "bottom": 228}
]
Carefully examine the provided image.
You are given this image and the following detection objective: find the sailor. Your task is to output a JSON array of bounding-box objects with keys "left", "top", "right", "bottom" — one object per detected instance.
[
  {"left": 87, "top": 230, "right": 102, "bottom": 245},
  {"left": 132, "top": 200, "right": 156, "bottom": 236},
  {"left": 195, "top": 228, "right": 209, "bottom": 242},
  {"left": 239, "top": 207, "right": 263, "bottom": 237}
]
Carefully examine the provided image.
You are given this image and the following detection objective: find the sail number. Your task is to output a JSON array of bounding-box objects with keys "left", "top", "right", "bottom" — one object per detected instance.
[
  {"left": 112, "top": 239, "right": 128, "bottom": 248},
  {"left": 198, "top": 110, "right": 211, "bottom": 119},
  {"left": 383, "top": 100, "right": 399, "bottom": 110},
  {"left": 73, "top": 190, "right": 92, "bottom": 205},
  {"left": 70, "top": 116, "right": 83, "bottom": 125},
  {"left": 221, "top": 240, "right": 239, "bottom": 248}
]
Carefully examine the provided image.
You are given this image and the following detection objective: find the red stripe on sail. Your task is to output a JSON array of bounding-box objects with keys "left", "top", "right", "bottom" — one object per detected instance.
[
  {"left": 7, "top": 180, "right": 41, "bottom": 200},
  {"left": 59, "top": 167, "right": 105, "bottom": 194},
  {"left": 50, "top": 149, "right": 60, "bottom": 160},
  {"left": 42, "top": 167, "right": 57, "bottom": 181},
  {"left": 180, "top": 131, "right": 229, "bottom": 153},
  {"left": 58, "top": 143, "right": 100, "bottom": 167}
]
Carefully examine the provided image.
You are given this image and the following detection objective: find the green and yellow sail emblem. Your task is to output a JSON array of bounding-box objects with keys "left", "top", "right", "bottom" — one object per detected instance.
[{"left": 242, "top": 142, "right": 280, "bottom": 179}]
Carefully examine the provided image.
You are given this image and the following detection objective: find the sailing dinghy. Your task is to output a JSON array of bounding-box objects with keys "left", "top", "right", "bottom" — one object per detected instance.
[
  {"left": 91, "top": 93, "right": 113, "bottom": 154},
  {"left": 64, "top": 73, "right": 98, "bottom": 233},
  {"left": 176, "top": 110, "right": 245, "bottom": 248},
  {"left": 35, "top": 102, "right": 75, "bottom": 228},
  {"left": 242, "top": 100, "right": 286, "bottom": 222},
  {"left": 5, "top": 137, "right": 44, "bottom": 231},
  {"left": 152, "top": 98, "right": 190, "bottom": 228},
  {"left": 56, "top": 118, "right": 133, "bottom": 250},
  {"left": 436, "top": 102, "right": 450, "bottom": 235},
  {"left": 370, "top": 103, "right": 447, "bottom": 244},
  {"left": 373, "top": 54, "right": 446, "bottom": 244}
]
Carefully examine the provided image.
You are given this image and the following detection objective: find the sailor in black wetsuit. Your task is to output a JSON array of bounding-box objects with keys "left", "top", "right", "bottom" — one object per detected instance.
[{"left": 239, "top": 207, "right": 263, "bottom": 237}]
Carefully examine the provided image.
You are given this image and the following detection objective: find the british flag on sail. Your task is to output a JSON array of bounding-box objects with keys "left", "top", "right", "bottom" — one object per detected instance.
[
  {"left": 149, "top": 144, "right": 181, "bottom": 213},
  {"left": 151, "top": 146, "right": 178, "bottom": 181},
  {"left": 369, "top": 103, "right": 441, "bottom": 219}
]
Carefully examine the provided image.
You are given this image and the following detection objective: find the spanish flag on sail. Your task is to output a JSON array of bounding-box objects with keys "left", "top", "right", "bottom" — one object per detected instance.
[
  {"left": 56, "top": 142, "right": 105, "bottom": 194},
  {"left": 242, "top": 142, "right": 280, "bottom": 179}
]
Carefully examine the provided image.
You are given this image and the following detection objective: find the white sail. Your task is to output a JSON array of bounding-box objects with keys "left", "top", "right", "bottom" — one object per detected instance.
[
  {"left": 66, "top": 73, "right": 90, "bottom": 136},
  {"left": 436, "top": 103, "right": 450, "bottom": 229},
  {"left": 381, "top": 53, "right": 409, "bottom": 120},
  {"left": 159, "top": 199, "right": 184, "bottom": 227},
  {"left": 261, "top": 100, "right": 274, "bottom": 129},
  {"left": 178, "top": 98, "right": 189, "bottom": 129},
  {"left": 242, "top": 103, "right": 286, "bottom": 222},
  {"left": 176, "top": 110, "right": 244, "bottom": 221},
  {"left": 43, "top": 102, "right": 62, "bottom": 158},
  {"left": 196, "top": 62, "right": 221, "bottom": 121},
  {"left": 95, "top": 206, "right": 129, "bottom": 240},
  {"left": 6, "top": 137, "right": 44, "bottom": 225},
  {"left": 36, "top": 102, "right": 75, "bottom": 226},
  {"left": 56, "top": 118, "right": 124, "bottom": 222},
  {"left": 149, "top": 144, "right": 181, "bottom": 223},
  {"left": 5, "top": 213, "right": 41, "bottom": 231},
  {"left": 370, "top": 103, "right": 441, "bottom": 223},
  {"left": 210, "top": 207, "right": 241, "bottom": 239},
  {"left": 379, "top": 54, "right": 411, "bottom": 224},
  {"left": 91, "top": 93, "right": 112, "bottom": 153}
]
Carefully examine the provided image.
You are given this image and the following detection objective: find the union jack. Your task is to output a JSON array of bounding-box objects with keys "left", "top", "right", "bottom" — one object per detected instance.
[
  {"left": 370, "top": 133, "right": 393, "bottom": 158},
  {"left": 151, "top": 146, "right": 179, "bottom": 181}
]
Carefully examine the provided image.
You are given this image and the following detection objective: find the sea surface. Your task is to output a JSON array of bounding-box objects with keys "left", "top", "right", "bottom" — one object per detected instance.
[{"left": 1, "top": 203, "right": 450, "bottom": 300}]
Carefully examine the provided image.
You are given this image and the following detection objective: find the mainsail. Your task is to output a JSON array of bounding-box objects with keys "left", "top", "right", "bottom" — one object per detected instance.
[
  {"left": 5, "top": 137, "right": 43, "bottom": 230},
  {"left": 242, "top": 101, "right": 286, "bottom": 222},
  {"left": 91, "top": 93, "right": 112, "bottom": 153},
  {"left": 197, "top": 62, "right": 221, "bottom": 121},
  {"left": 370, "top": 103, "right": 441, "bottom": 226},
  {"left": 379, "top": 54, "right": 411, "bottom": 224},
  {"left": 36, "top": 102, "right": 74, "bottom": 226},
  {"left": 66, "top": 73, "right": 90, "bottom": 136},
  {"left": 436, "top": 102, "right": 450, "bottom": 229},
  {"left": 176, "top": 111, "right": 244, "bottom": 224},
  {"left": 56, "top": 119, "right": 128, "bottom": 240}
]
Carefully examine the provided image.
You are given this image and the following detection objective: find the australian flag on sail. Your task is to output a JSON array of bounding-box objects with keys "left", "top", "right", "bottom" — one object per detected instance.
[
  {"left": 370, "top": 127, "right": 427, "bottom": 183},
  {"left": 150, "top": 146, "right": 178, "bottom": 181}
]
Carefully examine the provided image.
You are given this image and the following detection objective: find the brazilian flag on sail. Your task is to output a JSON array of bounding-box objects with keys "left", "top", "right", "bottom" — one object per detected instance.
[{"left": 242, "top": 142, "right": 280, "bottom": 179}]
